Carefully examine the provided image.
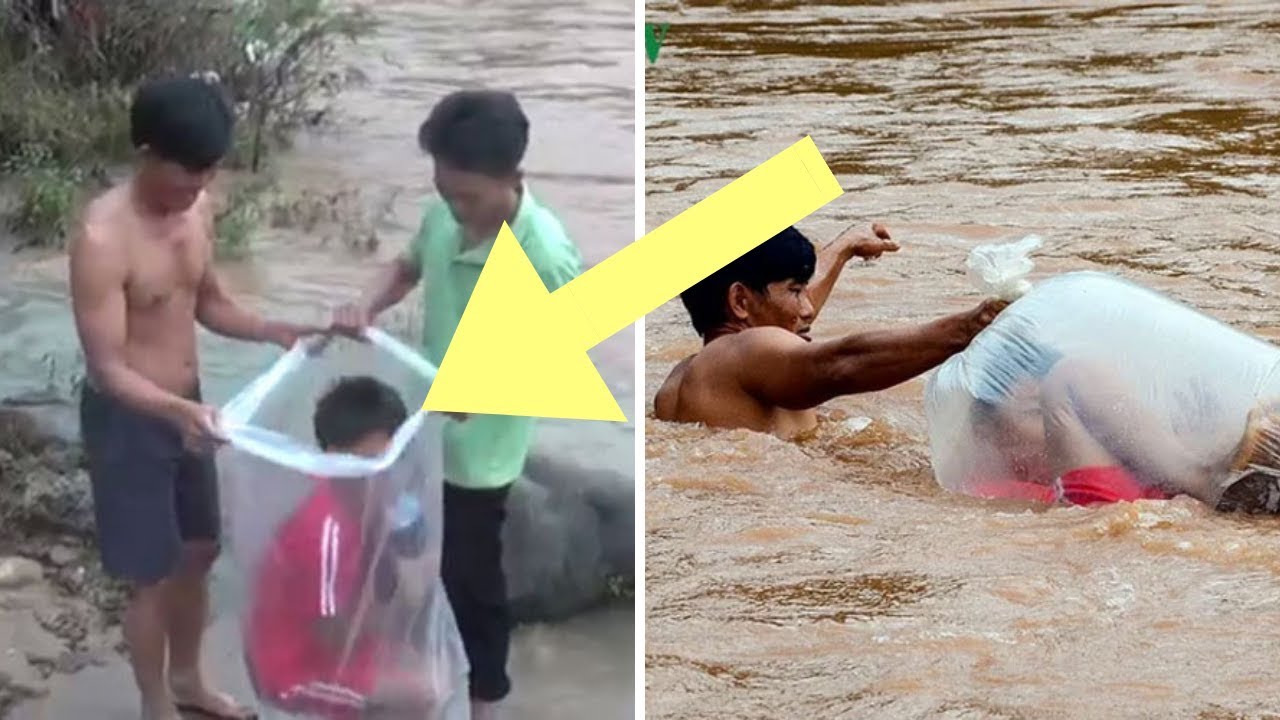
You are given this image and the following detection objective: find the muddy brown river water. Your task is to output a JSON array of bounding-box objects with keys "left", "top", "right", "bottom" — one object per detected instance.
[
  {"left": 0, "top": 0, "right": 634, "bottom": 717},
  {"left": 645, "top": 2, "right": 1280, "bottom": 719}
]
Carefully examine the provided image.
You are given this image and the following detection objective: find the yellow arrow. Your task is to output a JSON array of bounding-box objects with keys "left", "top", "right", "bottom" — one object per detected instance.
[{"left": 422, "top": 135, "right": 844, "bottom": 421}]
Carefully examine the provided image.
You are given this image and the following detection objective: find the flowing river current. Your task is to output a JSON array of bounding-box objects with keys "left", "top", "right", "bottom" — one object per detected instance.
[{"left": 645, "top": 2, "right": 1280, "bottom": 718}]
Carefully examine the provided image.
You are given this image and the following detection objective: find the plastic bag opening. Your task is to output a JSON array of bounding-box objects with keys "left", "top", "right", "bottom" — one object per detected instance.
[
  {"left": 965, "top": 235, "right": 1044, "bottom": 301},
  {"left": 220, "top": 330, "right": 470, "bottom": 719}
]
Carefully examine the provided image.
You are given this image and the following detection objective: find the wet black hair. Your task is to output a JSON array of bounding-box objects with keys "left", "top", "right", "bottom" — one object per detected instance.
[
  {"left": 969, "top": 333, "right": 1064, "bottom": 406},
  {"left": 313, "top": 376, "right": 408, "bottom": 452},
  {"left": 418, "top": 89, "right": 529, "bottom": 176},
  {"left": 130, "top": 76, "right": 235, "bottom": 171},
  {"left": 678, "top": 225, "right": 817, "bottom": 338},
  {"left": 967, "top": 331, "right": 1064, "bottom": 433}
]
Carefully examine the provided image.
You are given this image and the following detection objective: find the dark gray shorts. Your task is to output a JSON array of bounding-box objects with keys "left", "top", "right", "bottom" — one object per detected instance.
[{"left": 80, "top": 383, "right": 221, "bottom": 585}]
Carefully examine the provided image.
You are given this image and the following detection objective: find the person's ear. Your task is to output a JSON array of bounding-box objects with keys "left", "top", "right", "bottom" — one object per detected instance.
[{"left": 726, "top": 282, "right": 754, "bottom": 322}]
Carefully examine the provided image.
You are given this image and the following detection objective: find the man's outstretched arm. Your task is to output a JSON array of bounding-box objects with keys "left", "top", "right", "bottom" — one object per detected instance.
[{"left": 733, "top": 299, "right": 1006, "bottom": 411}]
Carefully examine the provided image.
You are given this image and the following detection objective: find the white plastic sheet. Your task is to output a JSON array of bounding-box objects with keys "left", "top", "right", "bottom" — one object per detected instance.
[
  {"left": 220, "top": 329, "right": 470, "bottom": 719},
  {"left": 925, "top": 269, "right": 1280, "bottom": 508}
]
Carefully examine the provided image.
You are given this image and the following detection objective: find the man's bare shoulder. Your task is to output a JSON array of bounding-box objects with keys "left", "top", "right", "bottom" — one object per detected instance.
[
  {"left": 654, "top": 329, "right": 808, "bottom": 414},
  {"left": 713, "top": 326, "right": 807, "bottom": 358},
  {"left": 673, "top": 329, "right": 806, "bottom": 377},
  {"left": 191, "top": 189, "right": 215, "bottom": 226}
]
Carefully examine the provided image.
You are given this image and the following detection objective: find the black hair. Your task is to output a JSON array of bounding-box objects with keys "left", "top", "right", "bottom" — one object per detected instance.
[
  {"left": 418, "top": 89, "right": 529, "bottom": 176},
  {"left": 130, "top": 76, "right": 235, "bottom": 171},
  {"left": 678, "top": 225, "right": 817, "bottom": 338},
  {"left": 313, "top": 376, "right": 408, "bottom": 452},
  {"left": 969, "top": 332, "right": 1064, "bottom": 406},
  {"left": 967, "top": 329, "right": 1064, "bottom": 434}
]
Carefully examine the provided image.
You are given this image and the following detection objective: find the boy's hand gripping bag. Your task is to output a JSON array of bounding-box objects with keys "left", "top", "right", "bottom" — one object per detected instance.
[
  {"left": 219, "top": 329, "right": 470, "bottom": 719},
  {"left": 926, "top": 240, "right": 1280, "bottom": 509}
]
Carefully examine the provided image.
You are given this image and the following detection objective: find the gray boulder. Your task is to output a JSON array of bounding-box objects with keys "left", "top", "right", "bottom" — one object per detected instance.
[{"left": 503, "top": 452, "right": 634, "bottom": 623}]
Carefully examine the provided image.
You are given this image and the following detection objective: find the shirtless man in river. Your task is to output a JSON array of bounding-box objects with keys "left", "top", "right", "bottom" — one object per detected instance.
[
  {"left": 654, "top": 223, "right": 1006, "bottom": 438},
  {"left": 69, "top": 77, "right": 320, "bottom": 720}
]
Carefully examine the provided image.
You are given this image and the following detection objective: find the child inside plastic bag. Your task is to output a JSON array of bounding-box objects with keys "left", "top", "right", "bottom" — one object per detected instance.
[
  {"left": 245, "top": 376, "right": 452, "bottom": 718},
  {"left": 961, "top": 332, "right": 1204, "bottom": 505},
  {"left": 927, "top": 270, "right": 1280, "bottom": 513}
]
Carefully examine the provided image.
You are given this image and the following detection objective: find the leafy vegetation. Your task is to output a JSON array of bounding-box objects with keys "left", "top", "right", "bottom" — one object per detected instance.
[{"left": 0, "top": 0, "right": 375, "bottom": 247}]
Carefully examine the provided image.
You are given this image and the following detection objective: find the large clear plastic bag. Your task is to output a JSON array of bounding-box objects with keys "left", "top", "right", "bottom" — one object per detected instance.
[
  {"left": 219, "top": 330, "right": 470, "bottom": 719},
  {"left": 925, "top": 268, "right": 1280, "bottom": 509}
]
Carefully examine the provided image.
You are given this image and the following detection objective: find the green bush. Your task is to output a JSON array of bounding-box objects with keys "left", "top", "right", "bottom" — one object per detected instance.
[
  {"left": 3, "top": 145, "right": 85, "bottom": 248},
  {"left": 213, "top": 174, "right": 276, "bottom": 259},
  {"left": 0, "top": 0, "right": 375, "bottom": 246}
]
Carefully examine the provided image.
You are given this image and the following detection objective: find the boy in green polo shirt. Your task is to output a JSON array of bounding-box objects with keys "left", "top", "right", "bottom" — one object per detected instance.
[{"left": 330, "top": 89, "right": 583, "bottom": 720}]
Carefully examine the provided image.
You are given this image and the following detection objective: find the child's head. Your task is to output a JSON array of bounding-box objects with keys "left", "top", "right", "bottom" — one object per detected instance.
[
  {"left": 968, "top": 337, "right": 1063, "bottom": 482},
  {"left": 418, "top": 89, "right": 528, "bottom": 229},
  {"left": 313, "top": 376, "right": 408, "bottom": 457}
]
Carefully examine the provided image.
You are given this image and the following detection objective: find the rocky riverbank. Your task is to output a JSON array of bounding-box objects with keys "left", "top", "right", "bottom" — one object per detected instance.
[{"left": 0, "top": 398, "right": 127, "bottom": 715}]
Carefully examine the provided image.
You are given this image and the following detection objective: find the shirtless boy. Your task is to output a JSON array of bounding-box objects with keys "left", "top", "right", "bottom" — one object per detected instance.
[
  {"left": 654, "top": 223, "right": 1007, "bottom": 438},
  {"left": 69, "top": 76, "right": 320, "bottom": 720}
]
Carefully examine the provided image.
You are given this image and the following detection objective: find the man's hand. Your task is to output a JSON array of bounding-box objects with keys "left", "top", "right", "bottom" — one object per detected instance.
[
  {"left": 838, "top": 222, "right": 900, "bottom": 261},
  {"left": 167, "top": 399, "right": 227, "bottom": 454},
  {"left": 330, "top": 302, "right": 373, "bottom": 341},
  {"left": 263, "top": 320, "right": 325, "bottom": 350},
  {"left": 963, "top": 298, "right": 1009, "bottom": 339}
]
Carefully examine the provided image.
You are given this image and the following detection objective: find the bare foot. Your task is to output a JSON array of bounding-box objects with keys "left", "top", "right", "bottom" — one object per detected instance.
[
  {"left": 169, "top": 675, "right": 256, "bottom": 719},
  {"left": 472, "top": 700, "right": 500, "bottom": 720},
  {"left": 140, "top": 697, "right": 182, "bottom": 720}
]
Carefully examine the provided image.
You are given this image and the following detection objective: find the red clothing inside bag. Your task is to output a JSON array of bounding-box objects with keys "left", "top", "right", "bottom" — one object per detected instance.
[{"left": 970, "top": 466, "right": 1170, "bottom": 506}]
